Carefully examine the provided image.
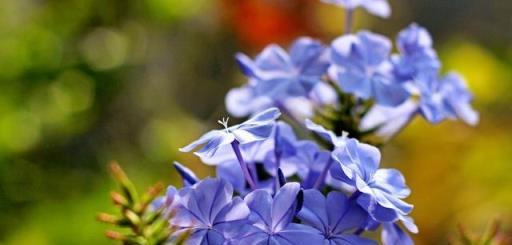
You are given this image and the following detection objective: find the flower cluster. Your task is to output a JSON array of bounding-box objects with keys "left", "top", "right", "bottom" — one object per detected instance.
[{"left": 159, "top": 1, "right": 478, "bottom": 244}]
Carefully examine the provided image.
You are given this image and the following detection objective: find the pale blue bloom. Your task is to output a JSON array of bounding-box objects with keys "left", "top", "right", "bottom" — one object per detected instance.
[
  {"left": 360, "top": 72, "right": 478, "bottom": 138},
  {"left": 321, "top": 0, "right": 391, "bottom": 18},
  {"left": 173, "top": 162, "right": 199, "bottom": 186},
  {"left": 171, "top": 178, "right": 250, "bottom": 245},
  {"left": 439, "top": 73, "right": 479, "bottom": 125},
  {"left": 382, "top": 223, "right": 414, "bottom": 245},
  {"left": 235, "top": 183, "right": 324, "bottom": 245},
  {"left": 298, "top": 189, "right": 377, "bottom": 245},
  {"left": 329, "top": 31, "right": 409, "bottom": 106},
  {"left": 151, "top": 186, "right": 179, "bottom": 213},
  {"left": 392, "top": 23, "right": 441, "bottom": 81},
  {"left": 227, "top": 37, "right": 331, "bottom": 117},
  {"left": 198, "top": 121, "right": 302, "bottom": 193},
  {"left": 330, "top": 138, "right": 413, "bottom": 223},
  {"left": 305, "top": 119, "right": 348, "bottom": 148},
  {"left": 180, "top": 107, "right": 281, "bottom": 157}
]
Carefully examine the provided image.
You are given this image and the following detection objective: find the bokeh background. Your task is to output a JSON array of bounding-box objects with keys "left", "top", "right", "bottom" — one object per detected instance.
[{"left": 0, "top": 0, "right": 511, "bottom": 244}]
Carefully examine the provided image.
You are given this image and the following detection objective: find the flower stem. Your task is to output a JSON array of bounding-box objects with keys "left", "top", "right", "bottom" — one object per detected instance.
[
  {"left": 313, "top": 158, "right": 333, "bottom": 189},
  {"left": 231, "top": 140, "right": 257, "bottom": 190},
  {"left": 344, "top": 8, "right": 354, "bottom": 34},
  {"left": 274, "top": 125, "right": 282, "bottom": 191}
]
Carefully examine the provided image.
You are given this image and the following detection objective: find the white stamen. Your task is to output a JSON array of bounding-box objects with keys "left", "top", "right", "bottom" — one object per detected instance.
[{"left": 217, "top": 117, "right": 230, "bottom": 132}]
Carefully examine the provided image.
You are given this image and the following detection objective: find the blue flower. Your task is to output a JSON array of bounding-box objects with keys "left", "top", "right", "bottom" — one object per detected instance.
[
  {"left": 171, "top": 178, "right": 250, "bottom": 245},
  {"left": 235, "top": 183, "right": 324, "bottom": 245},
  {"left": 329, "top": 31, "right": 409, "bottom": 106},
  {"left": 392, "top": 23, "right": 441, "bottom": 81},
  {"left": 297, "top": 189, "right": 377, "bottom": 245},
  {"left": 286, "top": 141, "right": 333, "bottom": 189},
  {"left": 321, "top": 0, "right": 391, "bottom": 18},
  {"left": 360, "top": 72, "right": 478, "bottom": 138},
  {"left": 173, "top": 161, "right": 199, "bottom": 186},
  {"left": 227, "top": 37, "right": 330, "bottom": 117},
  {"left": 439, "top": 73, "right": 479, "bottom": 126},
  {"left": 305, "top": 119, "right": 348, "bottom": 148},
  {"left": 330, "top": 138, "right": 413, "bottom": 223},
  {"left": 180, "top": 107, "right": 281, "bottom": 157},
  {"left": 151, "top": 185, "right": 179, "bottom": 213},
  {"left": 380, "top": 213, "right": 418, "bottom": 245},
  {"left": 360, "top": 211, "right": 418, "bottom": 245},
  {"left": 261, "top": 121, "right": 304, "bottom": 178},
  {"left": 382, "top": 223, "right": 414, "bottom": 245},
  {"left": 198, "top": 121, "right": 301, "bottom": 193}
]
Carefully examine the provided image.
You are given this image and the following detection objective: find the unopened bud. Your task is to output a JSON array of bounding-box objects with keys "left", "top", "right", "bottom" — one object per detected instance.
[
  {"left": 110, "top": 191, "right": 129, "bottom": 206},
  {"left": 97, "top": 213, "right": 119, "bottom": 224},
  {"left": 105, "top": 230, "right": 125, "bottom": 240}
]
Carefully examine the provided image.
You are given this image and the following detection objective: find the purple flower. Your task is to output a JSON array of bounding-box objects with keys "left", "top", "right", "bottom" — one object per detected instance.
[
  {"left": 173, "top": 162, "right": 199, "bottom": 186},
  {"left": 151, "top": 186, "right": 179, "bottom": 213},
  {"left": 382, "top": 223, "right": 414, "bottom": 245},
  {"left": 171, "top": 178, "right": 250, "bottom": 245},
  {"left": 226, "top": 37, "right": 329, "bottom": 117},
  {"left": 305, "top": 119, "right": 348, "bottom": 148},
  {"left": 362, "top": 212, "right": 418, "bottom": 245},
  {"left": 180, "top": 107, "right": 281, "bottom": 158},
  {"left": 262, "top": 122, "right": 304, "bottom": 178},
  {"left": 379, "top": 213, "right": 418, "bottom": 245},
  {"left": 235, "top": 183, "right": 324, "bottom": 244},
  {"left": 199, "top": 121, "right": 301, "bottom": 193},
  {"left": 392, "top": 23, "right": 441, "bottom": 81},
  {"left": 321, "top": 0, "right": 391, "bottom": 18},
  {"left": 329, "top": 31, "right": 409, "bottom": 106},
  {"left": 297, "top": 189, "right": 377, "bottom": 245},
  {"left": 360, "top": 72, "right": 478, "bottom": 138},
  {"left": 330, "top": 138, "right": 414, "bottom": 223},
  {"left": 288, "top": 141, "right": 332, "bottom": 189},
  {"left": 439, "top": 73, "right": 479, "bottom": 125}
]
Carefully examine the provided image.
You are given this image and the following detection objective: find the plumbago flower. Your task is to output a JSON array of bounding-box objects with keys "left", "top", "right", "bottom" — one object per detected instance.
[
  {"left": 236, "top": 183, "right": 324, "bottom": 245},
  {"left": 330, "top": 137, "right": 413, "bottom": 222},
  {"left": 321, "top": 0, "right": 391, "bottom": 18},
  {"left": 226, "top": 37, "right": 335, "bottom": 118},
  {"left": 196, "top": 121, "right": 303, "bottom": 193},
  {"left": 298, "top": 189, "right": 376, "bottom": 245},
  {"left": 171, "top": 178, "right": 250, "bottom": 244},
  {"left": 360, "top": 23, "right": 478, "bottom": 138},
  {"left": 329, "top": 31, "right": 409, "bottom": 106},
  {"left": 392, "top": 23, "right": 441, "bottom": 81},
  {"left": 329, "top": 135, "right": 418, "bottom": 243},
  {"left": 142, "top": 2, "right": 482, "bottom": 245},
  {"left": 180, "top": 107, "right": 281, "bottom": 158},
  {"left": 361, "top": 67, "right": 479, "bottom": 138},
  {"left": 181, "top": 107, "right": 281, "bottom": 189}
]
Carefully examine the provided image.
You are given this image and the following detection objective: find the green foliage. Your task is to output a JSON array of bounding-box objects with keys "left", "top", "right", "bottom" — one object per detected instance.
[{"left": 98, "top": 162, "right": 177, "bottom": 245}]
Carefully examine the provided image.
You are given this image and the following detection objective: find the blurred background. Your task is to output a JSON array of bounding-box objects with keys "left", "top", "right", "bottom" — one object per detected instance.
[{"left": 0, "top": 0, "right": 511, "bottom": 244}]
